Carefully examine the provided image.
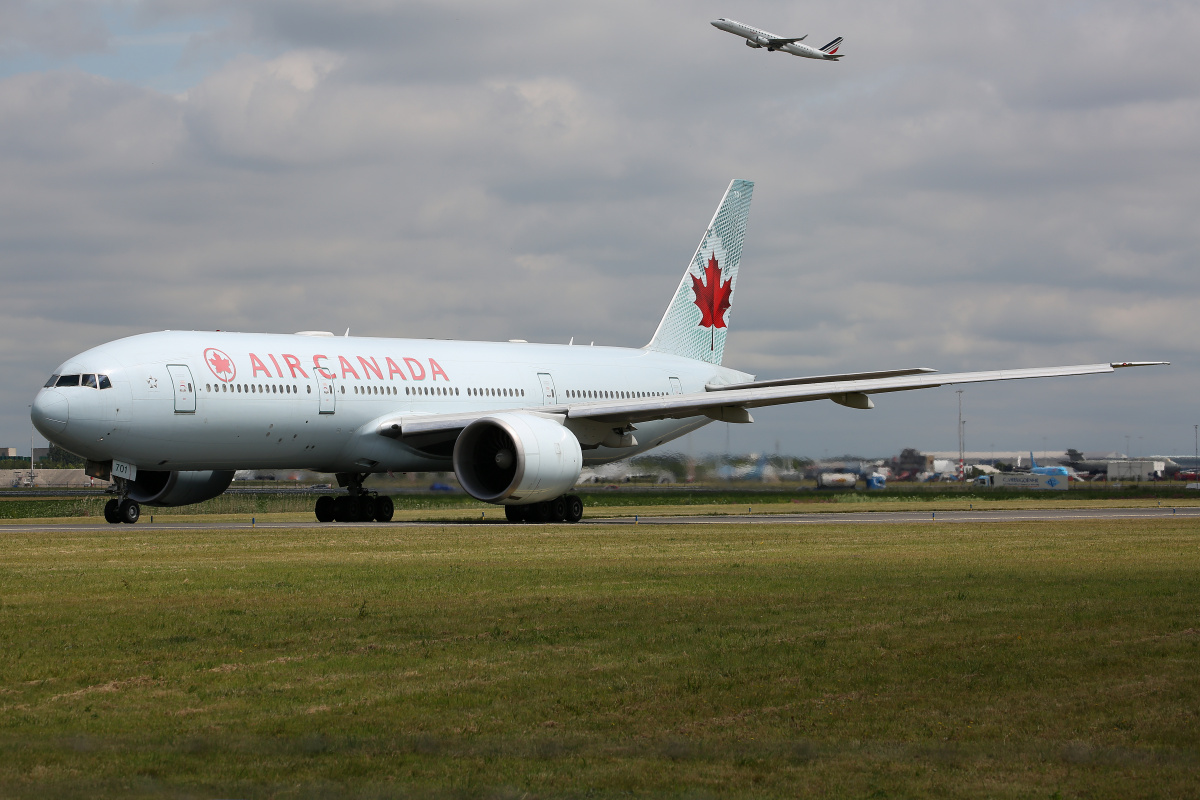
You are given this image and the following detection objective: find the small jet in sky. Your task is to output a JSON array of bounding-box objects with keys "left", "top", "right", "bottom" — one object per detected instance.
[{"left": 711, "top": 18, "right": 843, "bottom": 60}]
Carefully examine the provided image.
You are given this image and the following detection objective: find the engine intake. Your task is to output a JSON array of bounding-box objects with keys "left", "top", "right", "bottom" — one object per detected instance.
[
  {"left": 453, "top": 413, "right": 582, "bottom": 504},
  {"left": 125, "top": 470, "right": 235, "bottom": 507}
]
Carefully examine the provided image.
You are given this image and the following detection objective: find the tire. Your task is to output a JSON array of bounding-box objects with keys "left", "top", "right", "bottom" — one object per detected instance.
[
  {"left": 563, "top": 494, "right": 583, "bottom": 523},
  {"left": 505, "top": 504, "right": 526, "bottom": 523},
  {"left": 356, "top": 496, "right": 376, "bottom": 522},
  {"left": 118, "top": 499, "right": 140, "bottom": 524},
  {"left": 548, "top": 496, "right": 567, "bottom": 522},
  {"left": 374, "top": 495, "right": 394, "bottom": 522},
  {"left": 314, "top": 495, "right": 335, "bottom": 523},
  {"left": 104, "top": 499, "right": 121, "bottom": 524},
  {"left": 333, "top": 495, "right": 352, "bottom": 523},
  {"left": 528, "top": 501, "right": 551, "bottom": 523}
]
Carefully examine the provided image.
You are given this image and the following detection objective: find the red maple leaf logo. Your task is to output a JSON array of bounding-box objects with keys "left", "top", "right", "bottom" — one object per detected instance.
[
  {"left": 691, "top": 253, "right": 732, "bottom": 329},
  {"left": 204, "top": 348, "right": 236, "bottom": 381}
]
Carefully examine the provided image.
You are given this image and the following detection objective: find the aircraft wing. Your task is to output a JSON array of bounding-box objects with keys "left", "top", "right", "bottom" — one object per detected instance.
[
  {"left": 767, "top": 36, "right": 807, "bottom": 45},
  {"left": 377, "top": 361, "right": 1166, "bottom": 439}
]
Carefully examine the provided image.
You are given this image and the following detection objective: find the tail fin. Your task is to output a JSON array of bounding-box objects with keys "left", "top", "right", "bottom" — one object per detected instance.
[
  {"left": 645, "top": 179, "right": 753, "bottom": 364},
  {"left": 819, "top": 36, "right": 843, "bottom": 54},
  {"left": 1030, "top": 451, "right": 1038, "bottom": 468}
]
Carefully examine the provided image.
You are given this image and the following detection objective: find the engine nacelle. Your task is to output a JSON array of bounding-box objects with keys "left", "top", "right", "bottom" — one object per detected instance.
[
  {"left": 745, "top": 39, "right": 762, "bottom": 48},
  {"left": 453, "top": 413, "right": 582, "bottom": 505},
  {"left": 125, "top": 470, "right": 235, "bottom": 507}
]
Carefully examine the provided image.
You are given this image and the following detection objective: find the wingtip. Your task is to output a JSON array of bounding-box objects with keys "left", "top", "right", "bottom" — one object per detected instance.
[{"left": 1110, "top": 361, "right": 1170, "bottom": 368}]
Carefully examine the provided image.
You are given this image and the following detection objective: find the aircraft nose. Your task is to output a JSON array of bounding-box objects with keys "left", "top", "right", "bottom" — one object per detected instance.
[{"left": 31, "top": 390, "right": 69, "bottom": 436}]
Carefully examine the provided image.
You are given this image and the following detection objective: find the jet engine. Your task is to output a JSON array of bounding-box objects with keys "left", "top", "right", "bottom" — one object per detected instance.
[
  {"left": 453, "top": 413, "right": 582, "bottom": 505},
  {"left": 745, "top": 39, "right": 762, "bottom": 48},
  {"left": 124, "top": 470, "right": 236, "bottom": 507}
]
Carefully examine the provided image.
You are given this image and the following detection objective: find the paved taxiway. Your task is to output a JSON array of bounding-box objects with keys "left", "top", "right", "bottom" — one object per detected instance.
[{"left": 3, "top": 506, "right": 1198, "bottom": 533}]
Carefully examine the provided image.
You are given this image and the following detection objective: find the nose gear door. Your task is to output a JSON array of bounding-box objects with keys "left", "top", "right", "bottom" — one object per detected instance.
[{"left": 167, "top": 365, "right": 196, "bottom": 413}]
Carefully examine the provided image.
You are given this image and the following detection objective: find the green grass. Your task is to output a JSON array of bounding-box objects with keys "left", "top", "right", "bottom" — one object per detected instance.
[{"left": 1, "top": 520, "right": 1198, "bottom": 798}]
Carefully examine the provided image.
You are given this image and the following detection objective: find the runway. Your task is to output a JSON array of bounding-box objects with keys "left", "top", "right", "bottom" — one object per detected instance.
[{"left": 3, "top": 505, "right": 1198, "bottom": 533}]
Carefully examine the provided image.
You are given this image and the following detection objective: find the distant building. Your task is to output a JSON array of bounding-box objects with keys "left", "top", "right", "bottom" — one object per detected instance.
[
  {"left": 33, "top": 447, "right": 49, "bottom": 462},
  {"left": 0, "top": 447, "right": 16, "bottom": 458}
]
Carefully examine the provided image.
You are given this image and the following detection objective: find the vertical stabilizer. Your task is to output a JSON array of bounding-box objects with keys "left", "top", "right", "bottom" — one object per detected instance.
[{"left": 645, "top": 179, "right": 754, "bottom": 364}]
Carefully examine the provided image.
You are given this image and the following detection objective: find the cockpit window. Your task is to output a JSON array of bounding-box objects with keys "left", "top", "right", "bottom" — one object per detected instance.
[
  {"left": 82, "top": 374, "right": 98, "bottom": 389},
  {"left": 98, "top": 374, "right": 112, "bottom": 390},
  {"left": 44, "top": 374, "right": 59, "bottom": 388},
  {"left": 56, "top": 374, "right": 80, "bottom": 387}
]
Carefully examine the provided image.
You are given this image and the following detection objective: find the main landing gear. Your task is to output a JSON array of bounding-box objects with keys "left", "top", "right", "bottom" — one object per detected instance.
[
  {"left": 314, "top": 472, "right": 394, "bottom": 523},
  {"left": 504, "top": 494, "right": 584, "bottom": 524},
  {"left": 103, "top": 498, "right": 141, "bottom": 524}
]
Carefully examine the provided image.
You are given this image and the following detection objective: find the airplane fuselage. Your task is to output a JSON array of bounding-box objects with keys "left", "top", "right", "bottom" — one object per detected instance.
[
  {"left": 33, "top": 330, "right": 750, "bottom": 474},
  {"left": 711, "top": 18, "right": 841, "bottom": 60}
]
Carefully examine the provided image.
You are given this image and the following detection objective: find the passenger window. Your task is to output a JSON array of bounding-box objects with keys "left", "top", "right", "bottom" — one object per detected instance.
[
  {"left": 44, "top": 374, "right": 59, "bottom": 388},
  {"left": 56, "top": 375, "right": 80, "bottom": 387},
  {"left": 82, "top": 374, "right": 98, "bottom": 389},
  {"left": 99, "top": 375, "right": 112, "bottom": 390}
]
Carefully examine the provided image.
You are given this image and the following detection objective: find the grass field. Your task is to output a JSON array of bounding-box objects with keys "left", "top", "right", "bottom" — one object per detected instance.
[{"left": 1, "top": 519, "right": 1198, "bottom": 798}]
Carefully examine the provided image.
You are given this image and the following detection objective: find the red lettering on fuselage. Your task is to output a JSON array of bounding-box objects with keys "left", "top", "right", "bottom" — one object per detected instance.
[
  {"left": 429, "top": 358, "right": 449, "bottom": 381},
  {"left": 385, "top": 357, "right": 408, "bottom": 380},
  {"left": 358, "top": 356, "right": 383, "bottom": 380},
  {"left": 267, "top": 354, "right": 284, "bottom": 378},
  {"left": 282, "top": 354, "right": 308, "bottom": 378},
  {"left": 338, "top": 356, "right": 360, "bottom": 379},
  {"left": 312, "top": 355, "right": 334, "bottom": 379},
  {"left": 249, "top": 353, "right": 272, "bottom": 377},
  {"left": 404, "top": 357, "right": 426, "bottom": 380}
]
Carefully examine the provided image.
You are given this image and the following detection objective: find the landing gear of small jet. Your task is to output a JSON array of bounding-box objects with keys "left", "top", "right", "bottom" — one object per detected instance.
[
  {"left": 104, "top": 498, "right": 120, "bottom": 524},
  {"left": 313, "top": 473, "right": 394, "bottom": 523},
  {"left": 505, "top": 494, "right": 583, "bottom": 524}
]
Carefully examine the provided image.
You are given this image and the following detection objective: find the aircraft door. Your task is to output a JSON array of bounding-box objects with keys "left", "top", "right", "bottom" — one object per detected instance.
[
  {"left": 537, "top": 373, "right": 558, "bottom": 406},
  {"left": 318, "top": 377, "right": 336, "bottom": 414},
  {"left": 167, "top": 365, "right": 197, "bottom": 413},
  {"left": 669, "top": 377, "right": 683, "bottom": 395}
]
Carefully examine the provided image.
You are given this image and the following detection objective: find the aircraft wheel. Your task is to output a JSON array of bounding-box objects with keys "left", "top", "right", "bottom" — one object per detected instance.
[
  {"left": 356, "top": 496, "right": 376, "bottom": 522},
  {"left": 314, "top": 495, "right": 335, "bottom": 523},
  {"left": 374, "top": 495, "right": 394, "bottom": 522},
  {"left": 563, "top": 494, "right": 583, "bottom": 523},
  {"left": 333, "top": 495, "right": 352, "bottom": 522},
  {"left": 103, "top": 499, "right": 121, "bottom": 524},
  {"left": 505, "top": 504, "right": 526, "bottom": 523},
  {"left": 548, "top": 496, "right": 567, "bottom": 522},
  {"left": 118, "top": 499, "right": 140, "bottom": 524}
]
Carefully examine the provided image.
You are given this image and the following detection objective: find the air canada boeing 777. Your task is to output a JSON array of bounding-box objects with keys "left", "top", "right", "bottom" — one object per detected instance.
[
  {"left": 711, "top": 18, "right": 844, "bottom": 60},
  {"left": 31, "top": 180, "right": 1164, "bottom": 524}
]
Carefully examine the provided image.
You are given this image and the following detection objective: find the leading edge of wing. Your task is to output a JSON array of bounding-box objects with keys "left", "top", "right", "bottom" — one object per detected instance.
[
  {"left": 566, "top": 361, "right": 1169, "bottom": 424},
  {"left": 376, "top": 361, "right": 1168, "bottom": 438}
]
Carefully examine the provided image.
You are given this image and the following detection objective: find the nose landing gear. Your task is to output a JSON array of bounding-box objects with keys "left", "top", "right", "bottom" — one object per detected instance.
[
  {"left": 313, "top": 472, "right": 394, "bottom": 523},
  {"left": 104, "top": 480, "right": 141, "bottom": 524}
]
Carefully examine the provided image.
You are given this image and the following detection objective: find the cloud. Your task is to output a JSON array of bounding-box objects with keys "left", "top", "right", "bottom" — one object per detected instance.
[{"left": 0, "top": 0, "right": 1197, "bottom": 457}]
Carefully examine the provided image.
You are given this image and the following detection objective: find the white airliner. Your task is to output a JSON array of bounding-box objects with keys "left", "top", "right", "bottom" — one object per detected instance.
[
  {"left": 30, "top": 179, "right": 1164, "bottom": 525},
  {"left": 711, "top": 18, "right": 843, "bottom": 60}
]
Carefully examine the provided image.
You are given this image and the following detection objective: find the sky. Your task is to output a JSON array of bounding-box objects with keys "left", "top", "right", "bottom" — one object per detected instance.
[{"left": 1, "top": 0, "right": 1197, "bottom": 461}]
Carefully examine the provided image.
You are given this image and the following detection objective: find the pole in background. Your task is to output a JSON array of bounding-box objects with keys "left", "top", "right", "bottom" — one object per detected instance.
[{"left": 957, "top": 390, "right": 964, "bottom": 482}]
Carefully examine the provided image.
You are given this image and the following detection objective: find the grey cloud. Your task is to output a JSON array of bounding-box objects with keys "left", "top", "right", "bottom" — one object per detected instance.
[{"left": 1, "top": 0, "right": 1196, "bottom": 456}]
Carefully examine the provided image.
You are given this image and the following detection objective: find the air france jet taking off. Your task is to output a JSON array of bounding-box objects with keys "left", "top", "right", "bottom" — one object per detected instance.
[
  {"left": 32, "top": 180, "right": 1164, "bottom": 525},
  {"left": 711, "top": 18, "right": 843, "bottom": 60}
]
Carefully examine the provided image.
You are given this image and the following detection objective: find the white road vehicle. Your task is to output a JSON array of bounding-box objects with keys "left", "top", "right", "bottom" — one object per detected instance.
[{"left": 31, "top": 180, "right": 1164, "bottom": 524}]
